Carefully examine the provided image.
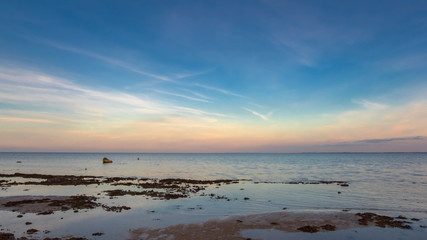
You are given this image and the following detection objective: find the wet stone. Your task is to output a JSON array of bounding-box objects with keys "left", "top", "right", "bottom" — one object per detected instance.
[
  {"left": 297, "top": 225, "right": 319, "bottom": 233},
  {"left": 26, "top": 228, "right": 38, "bottom": 234}
]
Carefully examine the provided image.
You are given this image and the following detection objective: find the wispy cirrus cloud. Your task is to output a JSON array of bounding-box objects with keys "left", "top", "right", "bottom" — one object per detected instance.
[
  {"left": 0, "top": 66, "right": 226, "bottom": 129},
  {"left": 151, "top": 89, "right": 212, "bottom": 103},
  {"left": 178, "top": 88, "right": 213, "bottom": 101},
  {"left": 174, "top": 68, "right": 214, "bottom": 79},
  {"left": 0, "top": 68, "right": 162, "bottom": 113},
  {"left": 244, "top": 108, "right": 269, "bottom": 121},
  {"left": 0, "top": 116, "right": 57, "bottom": 124},
  {"left": 172, "top": 106, "right": 227, "bottom": 118},
  {"left": 353, "top": 99, "right": 389, "bottom": 111},
  {"left": 194, "top": 83, "right": 246, "bottom": 98},
  {"left": 40, "top": 39, "right": 174, "bottom": 82}
]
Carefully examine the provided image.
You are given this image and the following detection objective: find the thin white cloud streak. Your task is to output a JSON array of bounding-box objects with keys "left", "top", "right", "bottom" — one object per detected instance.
[
  {"left": 194, "top": 83, "right": 246, "bottom": 98},
  {"left": 178, "top": 88, "right": 213, "bottom": 101},
  {"left": 173, "top": 106, "right": 227, "bottom": 118},
  {"left": 175, "top": 68, "right": 214, "bottom": 79},
  {"left": 0, "top": 109, "right": 103, "bottom": 125},
  {"left": 0, "top": 67, "right": 227, "bottom": 126},
  {"left": 352, "top": 99, "right": 389, "bottom": 111},
  {"left": 41, "top": 40, "right": 174, "bottom": 82},
  {"left": 244, "top": 108, "right": 268, "bottom": 120},
  {"left": 151, "top": 89, "right": 212, "bottom": 103},
  {"left": 0, "top": 117, "right": 57, "bottom": 124},
  {"left": 0, "top": 71, "right": 162, "bottom": 113}
]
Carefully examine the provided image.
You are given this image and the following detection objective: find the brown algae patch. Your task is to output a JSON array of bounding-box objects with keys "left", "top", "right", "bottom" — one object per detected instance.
[
  {"left": 356, "top": 212, "right": 412, "bottom": 229},
  {"left": 103, "top": 189, "right": 188, "bottom": 200},
  {"left": 0, "top": 195, "right": 130, "bottom": 214},
  {"left": 0, "top": 173, "right": 244, "bottom": 217},
  {"left": 0, "top": 232, "right": 15, "bottom": 240},
  {"left": 297, "top": 225, "right": 319, "bottom": 233},
  {"left": 0, "top": 173, "right": 240, "bottom": 201},
  {"left": 0, "top": 232, "right": 91, "bottom": 240}
]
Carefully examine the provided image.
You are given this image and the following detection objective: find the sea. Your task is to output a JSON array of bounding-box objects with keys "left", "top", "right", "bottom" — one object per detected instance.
[{"left": 0, "top": 152, "right": 426, "bottom": 239}]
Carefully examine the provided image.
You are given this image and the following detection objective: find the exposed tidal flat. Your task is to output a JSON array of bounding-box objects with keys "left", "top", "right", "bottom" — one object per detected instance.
[{"left": 0, "top": 153, "right": 426, "bottom": 239}]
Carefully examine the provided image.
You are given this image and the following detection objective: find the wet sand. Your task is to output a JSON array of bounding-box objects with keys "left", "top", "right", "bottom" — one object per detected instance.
[{"left": 129, "top": 211, "right": 414, "bottom": 240}]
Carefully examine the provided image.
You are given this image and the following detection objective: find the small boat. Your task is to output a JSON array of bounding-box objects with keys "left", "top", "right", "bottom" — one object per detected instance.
[{"left": 103, "top": 157, "right": 113, "bottom": 163}]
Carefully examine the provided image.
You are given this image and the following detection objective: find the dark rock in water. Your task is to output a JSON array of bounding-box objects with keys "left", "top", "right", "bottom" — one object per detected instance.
[
  {"left": 103, "top": 157, "right": 113, "bottom": 164},
  {"left": 297, "top": 225, "right": 319, "bottom": 233},
  {"left": 26, "top": 228, "right": 38, "bottom": 234},
  {"left": 16, "top": 161, "right": 22, "bottom": 163},
  {"left": 92, "top": 232, "right": 104, "bottom": 236},
  {"left": 0, "top": 232, "right": 15, "bottom": 240},
  {"left": 37, "top": 210, "right": 54, "bottom": 215}
]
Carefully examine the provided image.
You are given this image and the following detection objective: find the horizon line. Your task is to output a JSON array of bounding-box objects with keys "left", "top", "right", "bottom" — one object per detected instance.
[{"left": 1, "top": 151, "right": 426, "bottom": 154}]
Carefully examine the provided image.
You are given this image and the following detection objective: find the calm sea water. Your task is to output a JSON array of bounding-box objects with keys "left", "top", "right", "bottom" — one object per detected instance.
[
  {"left": 1, "top": 152, "right": 426, "bottom": 181},
  {"left": 1, "top": 153, "right": 426, "bottom": 239},
  {"left": 1, "top": 152, "right": 426, "bottom": 212}
]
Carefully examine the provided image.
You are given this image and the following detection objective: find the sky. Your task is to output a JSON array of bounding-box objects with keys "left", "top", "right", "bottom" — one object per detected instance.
[{"left": 0, "top": 0, "right": 427, "bottom": 152}]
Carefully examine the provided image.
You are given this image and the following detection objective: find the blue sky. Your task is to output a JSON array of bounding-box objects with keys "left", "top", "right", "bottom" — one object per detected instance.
[{"left": 1, "top": 0, "right": 427, "bottom": 152}]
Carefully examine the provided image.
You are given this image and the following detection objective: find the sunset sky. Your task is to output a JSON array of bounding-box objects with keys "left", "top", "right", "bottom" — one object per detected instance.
[{"left": 1, "top": 0, "right": 427, "bottom": 152}]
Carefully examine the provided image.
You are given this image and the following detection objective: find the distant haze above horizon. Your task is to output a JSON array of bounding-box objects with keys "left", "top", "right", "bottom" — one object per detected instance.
[{"left": 1, "top": 0, "right": 427, "bottom": 152}]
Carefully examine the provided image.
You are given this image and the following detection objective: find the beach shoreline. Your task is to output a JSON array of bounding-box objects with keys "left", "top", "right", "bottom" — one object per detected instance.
[{"left": 1, "top": 172, "right": 425, "bottom": 239}]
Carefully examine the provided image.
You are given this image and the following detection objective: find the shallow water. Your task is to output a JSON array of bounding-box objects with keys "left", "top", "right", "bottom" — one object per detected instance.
[
  {"left": 241, "top": 227, "right": 427, "bottom": 240},
  {"left": 0, "top": 153, "right": 426, "bottom": 239}
]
